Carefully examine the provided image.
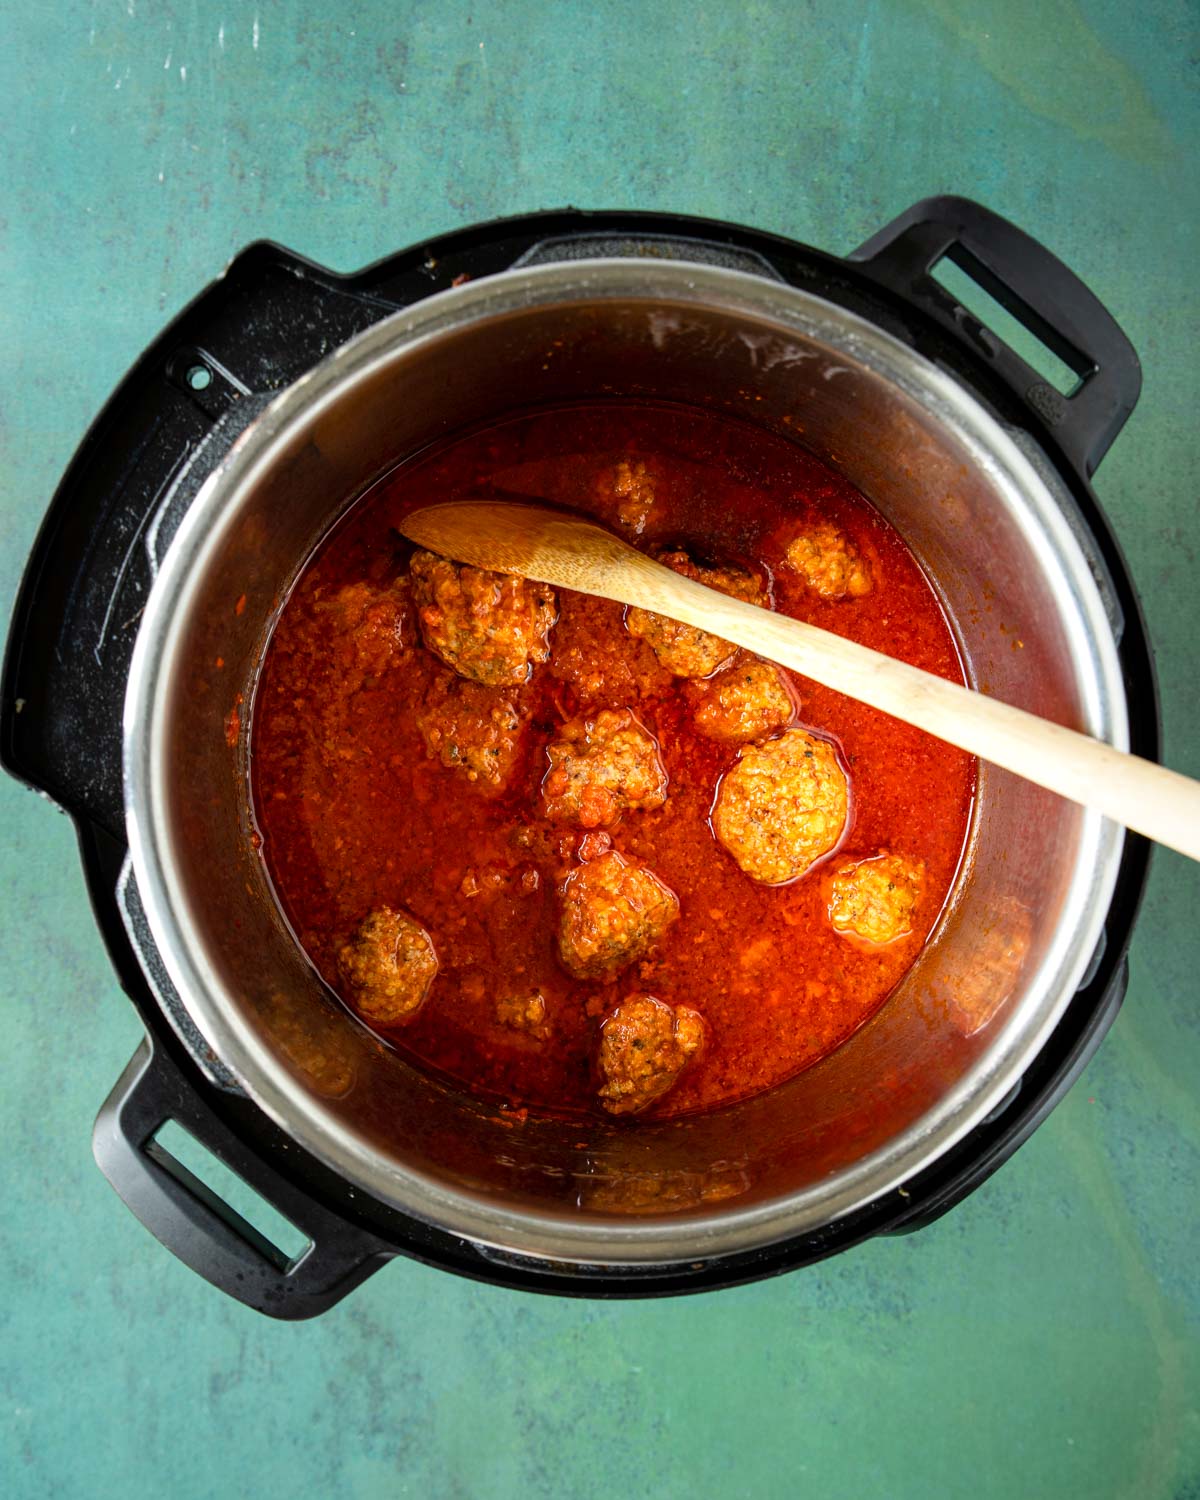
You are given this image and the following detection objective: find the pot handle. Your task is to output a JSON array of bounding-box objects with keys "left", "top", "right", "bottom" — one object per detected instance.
[
  {"left": 93, "top": 1037, "right": 392, "bottom": 1319},
  {"left": 849, "top": 195, "right": 1141, "bottom": 478}
]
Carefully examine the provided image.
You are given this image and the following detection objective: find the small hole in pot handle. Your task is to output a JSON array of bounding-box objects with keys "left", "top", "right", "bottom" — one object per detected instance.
[{"left": 149, "top": 1119, "right": 312, "bottom": 1267}]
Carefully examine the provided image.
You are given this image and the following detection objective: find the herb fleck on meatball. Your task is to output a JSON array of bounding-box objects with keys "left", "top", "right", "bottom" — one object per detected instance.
[
  {"left": 828, "top": 852, "right": 924, "bottom": 945},
  {"left": 598, "top": 994, "right": 706, "bottom": 1115},
  {"left": 712, "top": 727, "right": 848, "bottom": 884},
  {"left": 625, "top": 548, "right": 768, "bottom": 678},
  {"left": 785, "top": 521, "right": 872, "bottom": 600},
  {"left": 336, "top": 908, "right": 438, "bottom": 1024},
  {"left": 410, "top": 548, "right": 556, "bottom": 685},
  {"left": 693, "top": 660, "right": 795, "bottom": 743},
  {"left": 558, "top": 850, "right": 680, "bottom": 981},
  {"left": 542, "top": 708, "right": 667, "bottom": 827}
]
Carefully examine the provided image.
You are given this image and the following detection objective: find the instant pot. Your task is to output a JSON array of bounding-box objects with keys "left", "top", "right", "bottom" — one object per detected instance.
[{"left": 2, "top": 198, "right": 1157, "bottom": 1318}]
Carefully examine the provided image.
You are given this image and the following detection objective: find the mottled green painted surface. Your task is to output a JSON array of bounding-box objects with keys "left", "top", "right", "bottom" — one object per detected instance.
[{"left": 2, "top": 1, "right": 1197, "bottom": 1495}]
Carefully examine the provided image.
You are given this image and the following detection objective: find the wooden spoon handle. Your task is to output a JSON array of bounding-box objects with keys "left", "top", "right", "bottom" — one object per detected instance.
[
  {"left": 705, "top": 586, "right": 1194, "bottom": 856},
  {"left": 630, "top": 557, "right": 1199, "bottom": 862},
  {"left": 402, "top": 502, "right": 1200, "bottom": 864}
]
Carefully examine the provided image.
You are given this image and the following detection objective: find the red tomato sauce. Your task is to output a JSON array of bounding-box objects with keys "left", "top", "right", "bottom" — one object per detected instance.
[{"left": 251, "top": 402, "right": 976, "bottom": 1118}]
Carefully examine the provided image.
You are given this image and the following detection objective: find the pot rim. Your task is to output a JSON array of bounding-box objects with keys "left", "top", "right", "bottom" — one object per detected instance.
[{"left": 123, "top": 257, "right": 1127, "bottom": 1265}]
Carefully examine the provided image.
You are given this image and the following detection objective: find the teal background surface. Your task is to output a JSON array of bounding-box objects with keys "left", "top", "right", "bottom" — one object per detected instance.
[{"left": 2, "top": 2, "right": 1197, "bottom": 1495}]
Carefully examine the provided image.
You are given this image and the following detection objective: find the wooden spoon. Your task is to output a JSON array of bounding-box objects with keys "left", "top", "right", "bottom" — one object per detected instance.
[{"left": 401, "top": 501, "right": 1200, "bottom": 865}]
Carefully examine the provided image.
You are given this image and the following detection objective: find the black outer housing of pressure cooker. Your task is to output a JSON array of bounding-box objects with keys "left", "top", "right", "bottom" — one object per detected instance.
[{"left": 1, "top": 199, "right": 1157, "bottom": 1318}]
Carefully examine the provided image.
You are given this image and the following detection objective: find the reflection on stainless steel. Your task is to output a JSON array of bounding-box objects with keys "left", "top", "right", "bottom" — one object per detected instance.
[
  {"left": 908, "top": 874, "right": 1036, "bottom": 1041},
  {"left": 123, "top": 259, "right": 1127, "bottom": 1266},
  {"left": 947, "top": 899, "right": 1035, "bottom": 1039},
  {"left": 260, "top": 988, "right": 357, "bottom": 1100},
  {"left": 581, "top": 1161, "right": 752, "bottom": 1216}
]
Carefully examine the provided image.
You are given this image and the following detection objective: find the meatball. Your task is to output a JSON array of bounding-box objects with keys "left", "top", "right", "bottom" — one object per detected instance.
[
  {"left": 594, "top": 458, "right": 658, "bottom": 536},
  {"left": 495, "top": 990, "right": 550, "bottom": 1039},
  {"left": 336, "top": 908, "right": 438, "bottom": 1024},
  {"left": 558, "top": 850, "right": 680, "bottom": 981},
  {"left": 410, "top": 548, "right": 556, "bottom": 685},
  {"left": 318, "top": 580, "right": 405, "bottom": 693},
  {"left": 542, "top": 708, "right": 668, "bottom": 827},
  {"left": 785, "top": 521, "right": 872, "bottom": 600},
  {"left": 548, "top": 593, "right": 672, "bottom": 707},
  {"left": 417, "top": 673, "right": 523, "bottom": 792},
  {"left": 597, "top": 994, "right": 706, "bottom": 1116},
  {"left": 625, "top": 549, "right": 768, "bottom": 678},
  {"left": 712, "top": 727, "right": 848, "bottom": 883},
  {"left": 828, "top": 852, "right": 924, "bottom": 945},
  {"left": 693, "top": 661, "right": 795, "bottom": 743}
]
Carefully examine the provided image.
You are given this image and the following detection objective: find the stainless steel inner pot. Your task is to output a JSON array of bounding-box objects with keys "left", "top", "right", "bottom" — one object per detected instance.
[{"left": 123, "top": 258, "right": 1127, "bottom": 1264}]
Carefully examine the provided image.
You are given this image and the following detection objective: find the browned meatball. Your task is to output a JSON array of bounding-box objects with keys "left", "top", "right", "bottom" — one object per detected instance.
[
  {"left": 692, "top": 661, "right": 795, "bottom": 743},
  {"left": 785, "top": 521, "right": 872, "bottom": 600},
  {"left": 594, "top": 458, "right": 658, "bottom": 536},
  {"left": 713, "top": 728, "right": 848, "bottom": 884},
  {"left": 827, "top": 852, "right": 924, "bottom": 944},
  {"left": 625, "top": 549, "right": 768, "bottom": 677},
  {"left": 495, "top": 990, "right": 551, "bottom": 1039},
  {"left": 416, "top": 673, "right": 523, "bottom": 793},
  {"left": 558, "top": 850, "right": 680, "bottom": 981},
  {"left": 317, "top": 580, "right": 406, "bottom": 693},
  {"left": 410, "top": 548, "right": 556, "bottom": 685},
  {"left": 542, "top": 708, "right": 667, "bottom": 827},
  {"left": 548, "top": 593, "right": 672, "bottom": 707},
  {"left": 336, "top": 908, "right": 438, "bottom": 1023},
  {"left": 597, "top": 994, "right": 706, "bottom": 1116}
]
